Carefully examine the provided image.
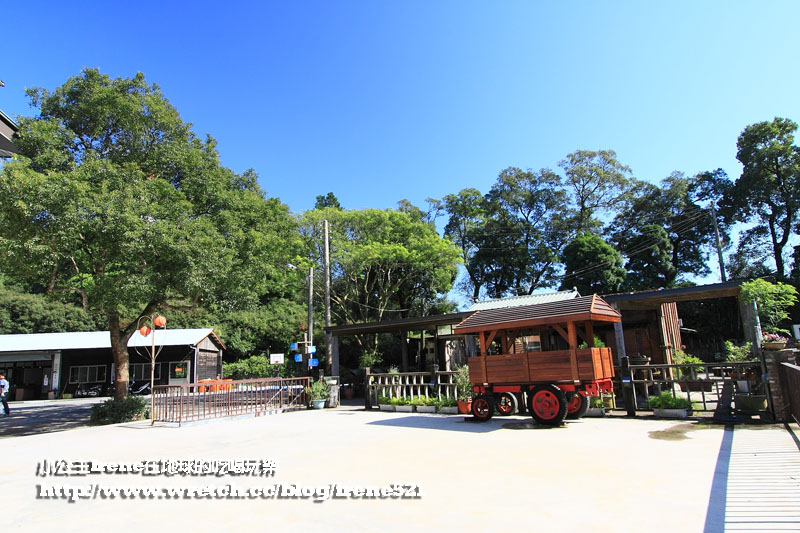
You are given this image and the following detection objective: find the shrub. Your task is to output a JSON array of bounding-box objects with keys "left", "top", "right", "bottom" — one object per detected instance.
[
  {"left": 589, "top": 396, "right": 605, "bottom": 408},
  {"left": 378, "top": 395, "right": 392, "bottom": 405},
  {"left": 454, "top": 365, "right": 472, "bottom": 401},
  {"left": 673, "top": 349, "right": 704, "bottom": 376},
  {"left": 724, "top": 341, "right": 756, "bottom": 362},
  {"left": 648, "top": 392, "right": 691, "bottom": 410},
  {"left": 438, "top": 397, "right": 457, "bottom": 408},
  {"left": 223, "top": 354, "right": 297, "bottom": 379},
  {"left": 304, "top": 379, "right": 329, "bottom": 401},
  {"left": 90, "top": 396, "right": 148, "bottom": 425}
]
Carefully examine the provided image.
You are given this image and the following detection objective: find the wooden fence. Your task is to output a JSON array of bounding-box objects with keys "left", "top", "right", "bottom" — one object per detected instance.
[
  {"left": 780, "top": 362, "right": 800, "bottom": 425},
  {"left": 152, "top": 377, "right": 309, "bottom": 426},
  {"left": 364, "top": 367, "right": 457, "bottom": 409}
]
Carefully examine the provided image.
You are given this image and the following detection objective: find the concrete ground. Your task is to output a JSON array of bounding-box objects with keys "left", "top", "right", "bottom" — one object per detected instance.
[{"left": 1, "top": 402, "right": 798, "bottom": 532}]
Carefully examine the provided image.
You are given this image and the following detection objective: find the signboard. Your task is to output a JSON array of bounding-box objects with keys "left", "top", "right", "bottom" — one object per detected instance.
[
  {"left": 308, "top": 345, "right": 317, "bottom": 354},
  {"left": 294, "top": 354, "right": 303, "bottom": 363},
  {"left": 309, "top": 358, "right": 319, "bottom": 367},
  {"left": 290, "top": 342, "right": 298, "bottom": 352},
  {"left": 270, "top": 353, "right": 285, "bottom": 365}
]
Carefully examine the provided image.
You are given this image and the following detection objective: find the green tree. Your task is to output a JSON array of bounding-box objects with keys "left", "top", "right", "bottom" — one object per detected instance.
[
  {"left": 559, "top": 149, "right": 632, "bottom": 234},
  {"left": 314, "top": 192, "right": 342, "bottom": 210},
  {"left": 481, "top": 167, "right": 570, "bottom": 296},
  {"left": 729, "top": 117, "right": 800, "bottom": 279},
  {"left": 0, "top": 69, "right": 303, "bottom": 397},
  {"left": 301, "top": 207, "right": 461, "bottom": 359},
  {"left": 559, "top": 234, "right": 625, "bottom": 295},
  {"left": 441, "top": 188, "right": 491, "bottom": 301},
  {"left": 608, "top": 173, "right": 720, "bottom": 287},
  {"left": 740, "top": 278, "right": 798, "bottom": 334},
  {"left": 0, "top": 285, "right": 104, "bottom": 334}
]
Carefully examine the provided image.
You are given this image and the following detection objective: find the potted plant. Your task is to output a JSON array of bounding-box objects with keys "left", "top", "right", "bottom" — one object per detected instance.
[
  {"left": 648, "top": 391, "right": 692, "bottom": 418},
  {"left": 454, "top": 364, "right": 473, "bottom": 414},
  {"left": 437, "top": 397, "right": 458, "bottom": 414},
  {"left": 305, "top": 378, "right": 329, "bottom": 409},
  {"left": 393, "top": 396, "right": 414, "bottom": 412},
  {"left": 415, "top": 396, "right": 437, "bottom": 413},
  {"left": 378, "top": 395, "right": 395, "bottom": 412},
  {"left": 762, "top": 332, "right": 789, "bottom": 350},
  {"left": 674, "top": 351, "right": 712, "bottom": 392},
  {"left": 585, "top": 396, "right": 606, "bottom": 417}
]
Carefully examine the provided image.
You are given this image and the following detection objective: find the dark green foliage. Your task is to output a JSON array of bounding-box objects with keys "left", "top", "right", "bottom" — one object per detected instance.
[
  {"left": 222, "top": 355, "right": 297, "bottom": 379},
  {"left": 90, "top": 396, "right": 148, "bottom": 424},
  {"left": 559, "top": 234, "right": 625, "bottom": 295},
  {"left": 0, "top": 286, "right": 104, "bottom": 334}
]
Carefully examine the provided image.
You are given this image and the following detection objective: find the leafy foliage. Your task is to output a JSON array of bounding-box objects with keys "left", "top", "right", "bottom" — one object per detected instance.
[
  {"left": 740, "top": 279, "right": 798, "bottom": 333},
  {"left": 0, "top": 285, "right": 104, "bottom": 333},
  {"left": 648, "top": 392, "right": 692, "bottom": 410},
  {"left": 0, "top": 69, "right": 304, "bottom": 397},
  {"left": 90, "top": 396, "right": 148, "bottom": 424},
  {"left": 222, "top": 355, "right": 298, "bottom": 379},
  {"left": 559, "top": 234, "right": 625, "bottom": 294}
]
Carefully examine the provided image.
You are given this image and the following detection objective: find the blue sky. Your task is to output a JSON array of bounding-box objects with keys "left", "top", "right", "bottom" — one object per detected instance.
[{"left": 3, "top": 2, "right": 800, "bottom": 248}]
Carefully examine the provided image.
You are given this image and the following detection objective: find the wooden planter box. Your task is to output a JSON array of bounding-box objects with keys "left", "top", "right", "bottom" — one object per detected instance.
[
  {"left": 678, "top": 381, "right": 712, "bottom": 392},
  {"left": 378, "top": 404, "right": 395, "bottom": 412},
  {"left": 734, "top": 394, "right": 767, "bottom": 412},
  {"left": 416, "top": 405, "right": 437, "bottom": 413},
  {"left": 585, "top": 407, "right": 606, "bottom": 417},
  {"left": 653, "top": 408, "right": 688, "bottom": 419}
]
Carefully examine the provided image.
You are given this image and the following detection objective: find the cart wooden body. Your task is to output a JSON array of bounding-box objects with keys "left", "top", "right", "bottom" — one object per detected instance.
[{"left": 453, "top": 294, "right": 620, "bottom": 424}]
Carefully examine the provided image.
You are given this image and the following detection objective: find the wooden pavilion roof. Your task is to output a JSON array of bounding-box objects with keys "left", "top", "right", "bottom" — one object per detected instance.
[{"left": 453, "top": 294, "right": 621, "bottom": 334}]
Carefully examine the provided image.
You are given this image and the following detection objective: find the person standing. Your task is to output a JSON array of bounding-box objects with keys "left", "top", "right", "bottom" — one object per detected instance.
[{"left": 0, "top": 373, "right": 9, "bottom": 417}]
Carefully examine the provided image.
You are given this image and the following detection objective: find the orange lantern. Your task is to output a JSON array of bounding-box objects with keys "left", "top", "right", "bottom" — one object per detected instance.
[
  {"left": 153, "top": 315, "right": 166, "bottom": 328},
  {"left": 139, "top": 325, "right": 151, "bottom": 336}
]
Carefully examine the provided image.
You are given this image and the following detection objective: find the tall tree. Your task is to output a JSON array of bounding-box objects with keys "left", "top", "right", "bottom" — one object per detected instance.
[
  {"left": 481, "top": 167, "right": 570, "bottom": 296},
  {"left": 441, "top": 188, "right": 490, "bottom": 301},
  {"left": 0, "top": 69, "right": 302, "bottom": 397},
  {"left": 559, "top": 149, "right": 632, "bottom": 234},
  {"left": 314, "top": 192, "right": 342, "bottom": 210},
  {"left": 730, "top": 117, "right": 800, "bottom": 279},
  {"left": 608, "top": 173, "right": 721, "bottom": 287},
  {"left": 301, "top": 207, "right": 461, "bottom": 358},
  {"left": 559, "top": 233, "right": 625, "bottom": 295}
]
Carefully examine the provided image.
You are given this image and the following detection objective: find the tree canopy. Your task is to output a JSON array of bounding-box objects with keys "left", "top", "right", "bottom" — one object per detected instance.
[{"left": 0, "top": 68, "right": 303, "bottom": 396}]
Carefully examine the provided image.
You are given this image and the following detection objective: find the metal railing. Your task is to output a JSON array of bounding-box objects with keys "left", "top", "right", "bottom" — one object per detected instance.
[
  {"left": 152, "top": 377, "right": 310, "bottom": 425},
  {"left": 781, "top": 362, "right": 800, "bottom": 425},
  {"left": 624, "top": 361, "right": 766, "bottom": 413},
  {"left": 365, "top": 368, "right": 457, "bottom": 408}
]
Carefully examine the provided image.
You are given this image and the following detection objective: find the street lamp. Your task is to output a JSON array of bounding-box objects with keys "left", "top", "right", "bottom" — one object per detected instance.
[{"left": 136, "top": 313, "right": 166, "bottom": 425}]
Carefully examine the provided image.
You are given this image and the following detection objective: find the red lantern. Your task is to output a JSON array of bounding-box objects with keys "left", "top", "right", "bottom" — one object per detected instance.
[
  {"left": 139, "top": 326, "right": 151, "bottom": 336},
  {"left": 153, "top": 315, "right": 166, "bottom": 327}
]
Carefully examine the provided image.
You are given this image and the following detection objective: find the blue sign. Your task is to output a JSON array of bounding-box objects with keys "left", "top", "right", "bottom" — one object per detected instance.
[
  {"left": 294, "top": 354, "right": 303, "bottom": 363},
  {"left": 290, "top": 342, "right": 298, "bottom": 352},
  {"left": 309, "top": 345, "right": 317, "bottom": 354},
  {"left": 309, "top": 358, "right": 319, "bottom": 367}
]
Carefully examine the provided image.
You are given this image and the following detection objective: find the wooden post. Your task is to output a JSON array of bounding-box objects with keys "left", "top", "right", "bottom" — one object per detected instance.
[
  {"left": 567, "top": 321, "right": 579, "bottom": 383},
  {"left": 364, "top": 367, "right": 372, "bottom": 410},
  {"left": 401, "top": 330, "right": 408, "bottom": 372}
]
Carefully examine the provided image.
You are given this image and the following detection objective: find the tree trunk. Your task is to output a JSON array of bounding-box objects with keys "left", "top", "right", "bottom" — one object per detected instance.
[{"left": 109, "top": 313, "right": 132, "bottom": 399}]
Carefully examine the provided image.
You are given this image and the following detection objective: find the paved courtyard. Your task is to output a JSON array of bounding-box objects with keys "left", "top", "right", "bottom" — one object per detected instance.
[{"left": 0, "top": 403, "right": 798, "bottom": 532}]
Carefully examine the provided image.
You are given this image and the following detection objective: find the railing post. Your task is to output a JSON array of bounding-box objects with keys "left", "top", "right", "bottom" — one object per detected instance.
[
  {"left": 621, "top": 356, "right": 636, "bottom": 416},
  {"left": 364, "top": 367, "right": 372, "bottom": 410},
  {"left": 431, "top": 364, "right": 439, "bottom": 400}
]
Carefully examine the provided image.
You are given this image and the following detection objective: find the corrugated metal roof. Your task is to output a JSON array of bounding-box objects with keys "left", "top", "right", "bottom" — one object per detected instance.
[
  {"left": 455, "top": 294, "right": 621, "bottom": 333},
  {"left": 468, "top": 290, "right": 580, "bottom": 311},
  {"left": 0, "top": 329, "right": 220, "bottom": 353}
]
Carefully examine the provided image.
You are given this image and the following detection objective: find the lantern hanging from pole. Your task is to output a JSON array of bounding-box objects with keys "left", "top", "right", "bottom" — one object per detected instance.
[
  {"left": 153, "top": 315, "right": 166, "bottom": 328},
  {"left": 139, "top": 326, "right": 151, "bottom": 336}
]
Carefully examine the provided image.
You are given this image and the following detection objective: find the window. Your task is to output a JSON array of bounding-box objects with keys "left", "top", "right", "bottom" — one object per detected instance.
[
  {"left": 129, "top": 363, "right": 160, "bottom": 382},
  {"left": 68, "top": 365, "right": 107, "bottom": 384},
  {"left": 522, "top": 334, "right": 541, "bottom": 352}
]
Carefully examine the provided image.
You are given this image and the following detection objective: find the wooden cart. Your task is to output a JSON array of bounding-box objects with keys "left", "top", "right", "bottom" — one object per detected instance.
[{"left": 453, "top": 294, "right": 620, "bottom": 425}]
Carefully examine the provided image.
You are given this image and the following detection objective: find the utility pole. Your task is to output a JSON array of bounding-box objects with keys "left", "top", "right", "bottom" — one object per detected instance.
[
  {"left": 710, "top": 202, "right": 727, "bottom": 282},
  {"left": 323, "top": 220, "right": 336, "bottom": 376},
  {"left": 307, "top": 265, "right": 314, "bottom": 358}
]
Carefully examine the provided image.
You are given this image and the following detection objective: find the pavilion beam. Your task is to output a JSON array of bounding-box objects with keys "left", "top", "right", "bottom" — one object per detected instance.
[{"left": 567, "top": 321, "right": 580, "bottom": 383}]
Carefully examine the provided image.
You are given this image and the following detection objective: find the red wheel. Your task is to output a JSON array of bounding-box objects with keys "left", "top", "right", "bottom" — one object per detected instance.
[
  {"left": 495, "top": 392, "right": 518, "bottom": 416},
  {"left": 527, "top": 384, "right": 567, "bottom": 425},
  {"left": 566, "top": 392, "right": 589, "bottom": 419},
  {"left": 472, "top": 394, "right": 494, "bottom": 422}
]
